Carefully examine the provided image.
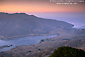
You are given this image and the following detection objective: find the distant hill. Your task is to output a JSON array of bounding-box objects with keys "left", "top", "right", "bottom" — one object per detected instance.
[
  {"left": 0, "top": 12, "right": 74, "bottom": 39},
  {"left": 79, "top": 25, "right": 85, "bottom": 29},
  {"left": 0, "top": 12, "right": 85, "bottom": 57}
]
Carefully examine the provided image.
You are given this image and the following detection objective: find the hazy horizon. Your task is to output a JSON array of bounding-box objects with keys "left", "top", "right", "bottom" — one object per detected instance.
[
  {"left": 1, "top": 12, "right": 85, "bottom": 28},
  {"left": 27, "top": 12, "right": 85, "bottom": 28},
  {"left": 0, "top": 0, "right": 85, "bottom": 28}
]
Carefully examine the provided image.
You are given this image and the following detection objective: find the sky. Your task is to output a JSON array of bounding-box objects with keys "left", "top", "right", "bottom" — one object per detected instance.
[
  {"left": 0, "top": 0, "right": 85, "bottom": 13},
  {"left": 0, "top": 0, "right": 85, "bottom": 27}
]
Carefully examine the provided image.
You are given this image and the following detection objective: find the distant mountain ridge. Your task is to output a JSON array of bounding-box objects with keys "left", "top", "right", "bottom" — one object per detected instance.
[{"left": 0, "top": 12, "right": 74, "bottom": 39}]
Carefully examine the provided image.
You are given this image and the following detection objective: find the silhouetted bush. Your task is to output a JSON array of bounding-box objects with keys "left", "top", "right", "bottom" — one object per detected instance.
[{"left": 49, "top": 46, "right": 85, "bottom": 57}]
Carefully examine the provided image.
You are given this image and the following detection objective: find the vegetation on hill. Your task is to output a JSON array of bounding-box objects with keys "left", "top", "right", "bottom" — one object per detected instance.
[
  {"left": 49, "top": 46, "right": 85, "bottom": 57},
  {"left": 0, "top": 12, "right": 73, "bottom": 40}
]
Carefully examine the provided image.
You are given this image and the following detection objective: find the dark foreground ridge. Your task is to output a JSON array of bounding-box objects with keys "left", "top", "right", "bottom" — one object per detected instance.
[{"left": 49, "top": 46, "right": 85, "bottom": 57}]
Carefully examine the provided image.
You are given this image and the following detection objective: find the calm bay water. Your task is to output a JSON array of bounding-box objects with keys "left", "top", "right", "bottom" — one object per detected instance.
[{"left": 0, "top": 35, "right": 57, "bottom": 52}]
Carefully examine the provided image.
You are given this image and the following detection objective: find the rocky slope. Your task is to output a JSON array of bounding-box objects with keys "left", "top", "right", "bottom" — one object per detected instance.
[
  {"left": 0, "top": 29, "right": 85, "bottom": 57},
  {"left": 0, "top": 12, "right": 73, "bottom": 40},
  {"left": 0, "top": 12, "right": 85, "bottom": 57}
]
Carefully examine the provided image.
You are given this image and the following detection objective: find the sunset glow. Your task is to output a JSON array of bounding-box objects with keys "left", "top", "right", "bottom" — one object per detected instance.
[{"left": 0, "top": 0, "right": 85, "bottom": 13}]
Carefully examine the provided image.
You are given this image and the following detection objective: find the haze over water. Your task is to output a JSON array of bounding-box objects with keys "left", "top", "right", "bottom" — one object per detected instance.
[
  {"left": 29, "top": 12, "right": 85, "bottom": 28},
  {"left": 0, "top": 0, "right": 85, "bottom": 28}
]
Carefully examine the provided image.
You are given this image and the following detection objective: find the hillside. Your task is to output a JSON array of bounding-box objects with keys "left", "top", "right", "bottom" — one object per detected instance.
[
  {"left": 0, "top": 12, "right": 73, "bottom": 40},
  {"left": 0, "top": 12, "right": 85, "bottom": 57}
]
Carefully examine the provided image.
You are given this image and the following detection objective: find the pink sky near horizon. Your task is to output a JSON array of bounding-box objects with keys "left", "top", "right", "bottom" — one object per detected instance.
[
  {"left": 0, "top": 0, "right": 85, "bottom": 13},
  {"left": 0, "top": 0, "right": 85, "bottom": 28}
]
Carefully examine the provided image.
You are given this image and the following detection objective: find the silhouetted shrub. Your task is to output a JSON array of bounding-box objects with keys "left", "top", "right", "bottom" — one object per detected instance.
[
  {"left": 38, "top": 49, "right": 41, "bottom": 51},
  {"left": 28, "top": 51, "right": 32, "bottom": 52},
  {"left": 49, "top": 46, "right": 85, "bottom": 57}
]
